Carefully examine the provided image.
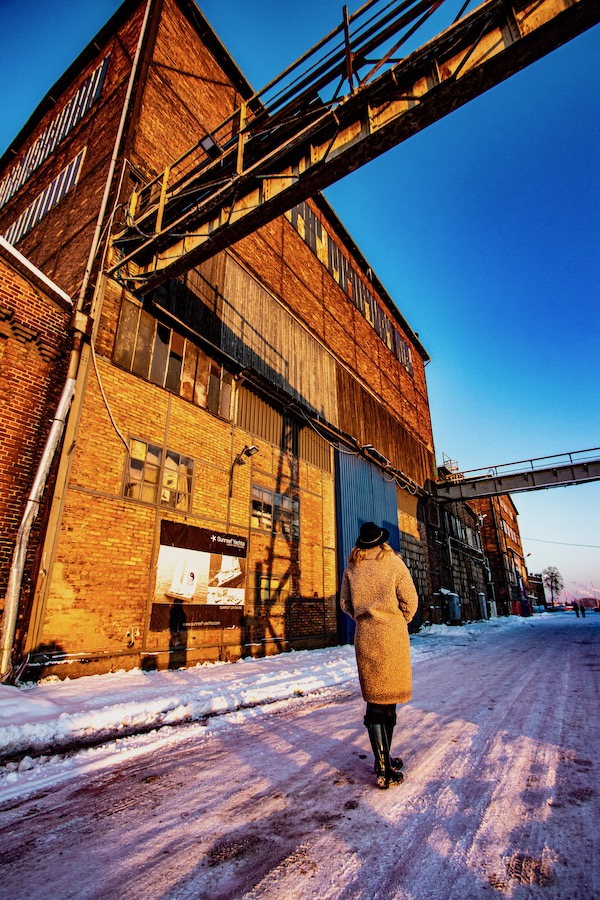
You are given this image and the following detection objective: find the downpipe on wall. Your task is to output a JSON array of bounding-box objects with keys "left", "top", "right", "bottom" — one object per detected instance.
[{"left": 0, "top": 373, "right": 77, "bottom": 679}]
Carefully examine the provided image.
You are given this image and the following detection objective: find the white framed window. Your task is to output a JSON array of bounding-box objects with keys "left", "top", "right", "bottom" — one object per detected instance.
[
  {"left": 3, "top": 148, "right": 86, "bottom": 246},
  {"left": 0, "top": 56, "right": 108, "bottom": 211}
]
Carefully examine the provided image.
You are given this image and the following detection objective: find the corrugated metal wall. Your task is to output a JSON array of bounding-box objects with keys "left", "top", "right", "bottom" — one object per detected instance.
[
  {"left": 298, "top": 422, "right": 333, "bottom": 473},
  {"left": 336, "top": 367, "right": 434, "bottom": 486},
  {"left": 222, "top": 256, "right": 339, "bottom": 422},
  {"left": 237, "top": 386, "right": 333, "bottom": 473},
  {"left": 153, "top": 258, "right": 433, "bottom": 495},
  {"left": 237, "top": 385, "right": 284, "bottom": 446},
  {"left": 335, "top": 451, "right": 401, "bottom": 643}
]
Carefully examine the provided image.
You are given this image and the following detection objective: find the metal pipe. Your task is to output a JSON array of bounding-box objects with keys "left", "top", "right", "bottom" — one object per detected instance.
[
  {"left": 76, "top": 0, "right": 153, "bottom": 314},
  {"left": 0, "top": 378, "right": 76, "bottom": 677}
]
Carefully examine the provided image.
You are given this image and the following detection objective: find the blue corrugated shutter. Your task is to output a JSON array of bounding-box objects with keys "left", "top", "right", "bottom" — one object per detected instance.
[{"left": 335, "top": 452, "right": 400, "bottom": 643}]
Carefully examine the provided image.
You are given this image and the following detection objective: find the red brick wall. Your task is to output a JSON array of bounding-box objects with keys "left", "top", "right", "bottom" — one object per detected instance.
[
  {"left": 0, "top": 251, "right": 70, "bottom": 622},
  {"left": 0, "top": 9, "right": 146, "bottom": 297}
]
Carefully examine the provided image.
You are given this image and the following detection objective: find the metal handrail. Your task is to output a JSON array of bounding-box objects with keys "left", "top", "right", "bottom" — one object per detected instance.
[{"left": 453, "top": 448, "right": 600, "bottom": 481}]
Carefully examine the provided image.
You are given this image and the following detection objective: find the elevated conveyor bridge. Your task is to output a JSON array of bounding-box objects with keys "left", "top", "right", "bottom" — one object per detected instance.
[
  {"left": 108, "top": 0, "right": 600, "bottom": 292},
  {"left": 435, "top": 448, "right": 600, "bottom": 501}
]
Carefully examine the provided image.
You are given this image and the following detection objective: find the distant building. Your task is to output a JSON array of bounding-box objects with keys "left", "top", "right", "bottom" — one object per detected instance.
[
  {"left": 421, "top": 481, "right": 489, "bottom": 624},
  {"left": 527, "top": 572, "right": 546, "bottom": 608},
  {"left": 469, "top": 495, "right": 530, "bottom": 616}
]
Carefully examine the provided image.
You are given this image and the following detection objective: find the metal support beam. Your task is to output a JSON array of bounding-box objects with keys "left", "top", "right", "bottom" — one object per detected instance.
[{"left": 107, "top": 0, "right": 600, "bottom": 292}]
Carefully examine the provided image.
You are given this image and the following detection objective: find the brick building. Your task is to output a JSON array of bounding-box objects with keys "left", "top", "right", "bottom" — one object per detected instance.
[
  {"left": 421, "top": 492, "right": 489, "bottom": 624},
  {"left": 0, "top": 238, "right": 73, "bottom": 673},
  {"left": 470, "top": 495, "right": 530, "bottom": 616},
  {"left": 0, "top": 0, "right": 447, "bottom": 678},
  {"left": 527, "top": 572, "right": 547, "bottom": 608}
]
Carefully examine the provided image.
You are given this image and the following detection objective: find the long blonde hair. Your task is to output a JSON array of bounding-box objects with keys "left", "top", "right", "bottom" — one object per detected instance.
[{"left": 348, "top": 541, "right": 395, "bottom": 566}]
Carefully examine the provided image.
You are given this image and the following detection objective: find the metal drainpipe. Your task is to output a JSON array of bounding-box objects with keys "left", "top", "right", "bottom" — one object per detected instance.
[
  {"left": 0, "top": 0, "right": 153, "bottom": 680},
  {"left": 0, "top": 372, "right": 77, "bottom": 677}
]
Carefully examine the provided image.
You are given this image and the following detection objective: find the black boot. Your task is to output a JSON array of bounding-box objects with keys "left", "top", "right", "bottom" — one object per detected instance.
[
  {"left": 366, "top": 722, "right": 404, "bottom": 789},
  {"left": 385, "top": 720, "right": 403, "bottom": 772}
]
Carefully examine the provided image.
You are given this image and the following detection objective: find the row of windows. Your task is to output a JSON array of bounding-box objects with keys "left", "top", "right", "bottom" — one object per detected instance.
[
  {"left": 114, "top": 298, "right": 232, "bottom": 419},
  {"left": 123, "top": 439, "right": 300, "bottom": 541},
  {"left": 0, "top": 57, "right": 108, "bottom": 211},
  {"left": 444, "top": 511, "right": 482, "bottom": 550},
  {"left": 3, "top": 149, "right": 86, "bottom": 246},
  {"left": 287, "top": 201, "right": 414, "bottom": 375},
  {"left": 501, "top": 518, "right": 519, "bottom": 545}
]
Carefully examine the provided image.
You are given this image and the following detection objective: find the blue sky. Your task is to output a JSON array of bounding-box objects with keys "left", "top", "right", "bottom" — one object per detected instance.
[{"left": 1, "top": 0, "right": 599, "bottom": 598}]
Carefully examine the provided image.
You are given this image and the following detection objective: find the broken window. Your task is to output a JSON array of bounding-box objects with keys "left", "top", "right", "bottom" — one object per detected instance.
[
  {"left": 114, "top": 297, "right": 232, "bottom": 419},
  {"left": 124, "top": 439, "right": 194, "bottom": 511},
  {"left": 251, "top": 486, "right": 299, "bottom": 540}
]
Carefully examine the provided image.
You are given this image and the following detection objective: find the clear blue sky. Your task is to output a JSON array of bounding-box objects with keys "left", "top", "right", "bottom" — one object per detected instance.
[{"left": 1, "top": 0, "right": 599, "bottom": 599}]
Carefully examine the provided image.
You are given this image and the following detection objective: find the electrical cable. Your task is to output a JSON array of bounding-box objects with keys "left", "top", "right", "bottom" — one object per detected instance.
[
  {"left": 523, "top": 538, "right": 600, "bottom": 549},
  {"left": 89, "top": 340, "right": 129, "bottom": 453}
]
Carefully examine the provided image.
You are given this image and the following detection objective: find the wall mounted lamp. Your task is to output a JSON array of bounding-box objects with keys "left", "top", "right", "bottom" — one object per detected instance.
[
  {"left": 361, "top": 443, "right": 391, "bottom": 468},
  {"left": 234, "top": 444, "right": 259, "bottom": 466},
  {"left": 229, "top": 445, "right": 259, "bottom": 498},
  {"left": 200, "top": 133, "right": 222, "bottom": 160}
]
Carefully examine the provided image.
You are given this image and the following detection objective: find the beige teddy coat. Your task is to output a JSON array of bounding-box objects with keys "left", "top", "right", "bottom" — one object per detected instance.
[{"left": 340, "top": 549, "right": 418, "bottom": 704}]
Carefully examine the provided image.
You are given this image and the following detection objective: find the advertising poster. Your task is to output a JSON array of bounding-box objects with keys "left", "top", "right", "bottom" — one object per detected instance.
[{"left": 154, "top": 521, "right": 247, "bottom": 608}]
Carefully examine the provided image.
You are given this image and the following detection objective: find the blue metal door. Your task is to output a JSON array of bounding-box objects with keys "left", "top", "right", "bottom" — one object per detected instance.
[{"left": 335, "top": 452, "right": 400, "bottom": 643}]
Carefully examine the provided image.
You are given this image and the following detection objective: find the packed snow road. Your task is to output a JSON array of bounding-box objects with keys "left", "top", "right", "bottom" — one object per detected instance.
[{"left": 0, "top": 613, "right": 598, "bottom": 899}]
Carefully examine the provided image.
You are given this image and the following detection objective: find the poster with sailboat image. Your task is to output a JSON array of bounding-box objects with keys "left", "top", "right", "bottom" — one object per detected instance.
[{"left": 154, "top": 521, "right": 247, "bottom": 607}]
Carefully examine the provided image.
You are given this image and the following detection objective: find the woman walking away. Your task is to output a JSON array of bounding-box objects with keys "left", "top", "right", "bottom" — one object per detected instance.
[{"left": 340, "top": 521, "right": 419, "bottom": 789}]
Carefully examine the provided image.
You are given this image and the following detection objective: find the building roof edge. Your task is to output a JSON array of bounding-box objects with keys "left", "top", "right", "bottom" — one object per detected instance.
[
  {"left": 0, "top": 236, "right": 72, "bottom": 308},
  {"left": 0, "top": 0, "right": 255, "bottom": 172}
]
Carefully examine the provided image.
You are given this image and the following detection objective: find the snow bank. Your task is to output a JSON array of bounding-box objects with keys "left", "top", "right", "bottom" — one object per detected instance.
[{"left": 0, "top": 614, "right": 539, "bottom": 763}]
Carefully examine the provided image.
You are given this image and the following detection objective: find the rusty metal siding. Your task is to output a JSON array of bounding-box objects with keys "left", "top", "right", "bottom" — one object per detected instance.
[
  {"left": 237, "top": 385, "right": 283, "bottom": 446},
  {"left": 221, "top": 256, "right": 339, "bottom": 423},
  {"left": 298, "top": 424, "right": 333, "bottom": 473},
  {"left": 336, "top": 366, "right": 435, "bottom": 487},
  {"left": 237, "top": 386, "right": 333, "bottom": 473}
]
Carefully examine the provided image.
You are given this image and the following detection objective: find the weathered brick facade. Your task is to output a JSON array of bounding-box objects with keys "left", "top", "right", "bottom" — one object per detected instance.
[
  {"left": 470, "top": 495, "right": 530, "bottom": 616},
  {"left": 420, "top": 490, "right": 489, "bottom": 624},
  {"left": 0, "top": 0, "right": 448, "bottom": 678},
  {"left": 0, "top": 240, "right": 71, "bottom": 650}
]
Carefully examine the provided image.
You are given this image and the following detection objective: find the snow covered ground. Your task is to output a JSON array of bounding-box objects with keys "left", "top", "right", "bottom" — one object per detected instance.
[{"left": 0, "top": 611, "right": 598, "bottom": 899}]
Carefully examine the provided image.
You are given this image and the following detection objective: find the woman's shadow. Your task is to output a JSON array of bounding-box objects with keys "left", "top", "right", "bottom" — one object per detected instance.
[{"left": 169, "top": 597, "right": 188, "bottom": 669}]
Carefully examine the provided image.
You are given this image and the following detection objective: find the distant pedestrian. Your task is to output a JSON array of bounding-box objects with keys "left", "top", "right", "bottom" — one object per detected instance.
[
  {"left": 340, "top": 521, "right": 419, "bottom": 789},
  {"left": 580, "top": 603, "right": 586, "bottom": 618},
  {"left": 573, "top": 602, "right": 580, "bottom": 618}
]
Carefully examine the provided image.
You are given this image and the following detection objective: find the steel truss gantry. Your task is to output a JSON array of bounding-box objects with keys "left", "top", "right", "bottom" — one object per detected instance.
[
  {"left": 108, "top": 0, "right": 600, "bottom": 292},
  {"left": 436, "top": 448, "right": 600, "bottom": 501}
]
